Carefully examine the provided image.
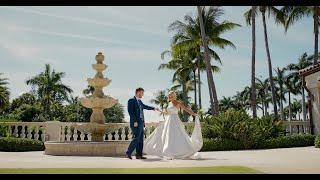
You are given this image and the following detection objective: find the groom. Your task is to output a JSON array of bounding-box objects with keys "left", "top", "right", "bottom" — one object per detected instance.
[{"left": 125, "top": 87, "right": 159, "bottom": 160}]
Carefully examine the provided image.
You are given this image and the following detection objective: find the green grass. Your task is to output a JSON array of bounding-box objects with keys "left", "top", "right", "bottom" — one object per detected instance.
[{"left": 0, "top": 166, "right": 262, "bottom": 174}]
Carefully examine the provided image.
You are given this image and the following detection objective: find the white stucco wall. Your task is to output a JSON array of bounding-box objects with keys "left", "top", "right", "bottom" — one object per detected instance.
[{"left": 305, "top": 72, "right": 320, "bottom": 135}]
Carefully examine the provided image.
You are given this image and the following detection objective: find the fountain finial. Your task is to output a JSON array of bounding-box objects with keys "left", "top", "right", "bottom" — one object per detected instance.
[{"left": 95, "top": 52, "right": 104, "bottom": 64}]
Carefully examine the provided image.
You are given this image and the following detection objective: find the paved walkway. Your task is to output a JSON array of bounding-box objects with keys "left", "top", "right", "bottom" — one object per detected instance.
[{"left": 0, "top": 147, "right": 320, "bottom": 174}]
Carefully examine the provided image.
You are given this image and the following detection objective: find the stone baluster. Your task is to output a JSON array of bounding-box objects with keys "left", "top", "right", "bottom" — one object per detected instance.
[
  {"left": 27, "top": 126, "right": 32, "bottom": 139},
  {"left": 120, "top": 127, "right": 126, "bottom": 140},
  {"left": 107, "top": 133, "right": 113, "bottom": 141},
  {"left": 66, "top": 125, "right": 72, "bottom": 141},
  {"left": 80, "top": 132, "right": 85, "bottom": 141},
  {"left": 128, "top": 128, "right": 133, "bottom": 140},
  {"left": 72, "top": 127, "right": 78, "bottom": 141},
  {"left": 34, "top": 126, "right": 39, "bottom": 140},
  {"left": 13, "top": 125, "right": 18, "bottom": 138},
  {"left": 87, "top": 133, "right": 92, "bottom": 141},
  {"left": 114, "top": 129, "right": 119, "bottom": 140},
  {"left": 21, "top": 125, "right": 26, "bottom": 138}
]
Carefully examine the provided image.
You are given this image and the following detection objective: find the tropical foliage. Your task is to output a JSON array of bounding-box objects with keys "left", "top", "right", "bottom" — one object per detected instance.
[
  {"left": 0, "top": 73, "right": 10, "bottom": 113},
  {"left": 202, "top": 109, "right": 285, "bottom": 149},
  {"left": 0, "top": 64, "right": 125, "bottom": 123}
]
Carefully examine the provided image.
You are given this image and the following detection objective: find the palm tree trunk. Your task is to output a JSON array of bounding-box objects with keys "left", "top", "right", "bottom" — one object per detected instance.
[
  {"left": 193, "top": 68, "right": 197, "bottom": 111},
  {"left": 264, "top": 102, "right": 268, "bottom": 116},
  {"left": 302, "top": 77, "right": 307, "bottom": 121},
  {"left": 251, "top": 6, "right": 257, "bottom": 118},
  {"left": 264, "top": 88, "right": 268, "bottom": 116},
  {"left": 197, "top": 6, "right": 219, "bottom": 115},
  {"left": 262, "top": 102, "right": 265, "bottom": 116},
  {"left": 182, "top": 80, "right": 188, "bottom": 121},
  {"left": 262, "top": 12, "right": 278, "bottom": 118},
  {"left": 279, "top": 85, "right": 284, "bottom": 120},
  {"left": 288, "top": 91, "right": 292, "bottom": 121},
  {"left": 314, "top": 6, "right": 319, "bottom": 65},
  {"left": 197, "top": 57, "right": 202, "bottom": 110}
]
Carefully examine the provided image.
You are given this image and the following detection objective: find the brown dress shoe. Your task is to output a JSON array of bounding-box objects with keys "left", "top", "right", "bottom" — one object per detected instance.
[
  {"left": 126, "top": 154, "right": 132, "bottom": 160},
  {"left": 136, "top": 156, "right": 147, "bottom": 159}
]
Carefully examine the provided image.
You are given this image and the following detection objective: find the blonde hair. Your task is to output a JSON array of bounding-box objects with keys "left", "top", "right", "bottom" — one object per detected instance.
[{"left": 168, "top": 91, "right": 177, "bottom": 102}]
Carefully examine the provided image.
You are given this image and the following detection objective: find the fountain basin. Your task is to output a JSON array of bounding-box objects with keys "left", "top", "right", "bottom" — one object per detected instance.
[
  {"left": 92, "top": 64, "right": 107, "bottom": 71},
  {"left": 87, "top": 78, "right": 111, "bottom": 88},
  {"left": 80, "top": 96, "right": 118, "bottom": 109},
  {"left": 44, "top": 141, "right": 130, "bottom": 156}
]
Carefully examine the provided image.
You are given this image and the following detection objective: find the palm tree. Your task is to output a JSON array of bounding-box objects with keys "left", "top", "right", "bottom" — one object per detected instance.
[
  {"left": 219, "top": 96, "right": 238, "bottom": 112},
  {"left": 287, "top": 53, "right": 314, "bottom": 121},
  {"left": 256, "top": 77, "right": 272, "bottom": 116},
  {"left": 282, "top": 6, "right": 320, "bottom": 65},
  {"left": 236, "top": 86, "right": 252, "bottom": 111},
  {"left": 26, "top": 64, "right": 73, "bottom": 117},
  {"left": 0, "top": 73, "right": 10, "bottom": 112},
  {"left": 160, "top": 48, "right": 220, "bottom": 118},
  {"left": 283, "top": 73, "right": 299, "bottom": 121},
  {"left": 291, "top": 98, "right": 302, "bottom": 120},
  {"left": 245, "top": 6, "right": 286, "bottom": 119},
  {"left": 160, "top": 49, "right": 193, "bottom": 105},
  {"left": 159, "top": 49, "right": 194, "bottom": 121},
  {"left": 150, "top": 90, "right": 168, "bottom": 120},
  {"left": 244, "top": 6, "right": 258, "bottom": 118},
  {"left": 170, "top": 6, "right": 240, "bottom": 114},
  {"left": 274, "top": 67, "right": 287, "bottom": 120}
]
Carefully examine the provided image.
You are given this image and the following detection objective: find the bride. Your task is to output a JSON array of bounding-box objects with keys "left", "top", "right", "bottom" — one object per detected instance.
[{"left": 144, "top": 91, "right": 203, "bottom": 160}]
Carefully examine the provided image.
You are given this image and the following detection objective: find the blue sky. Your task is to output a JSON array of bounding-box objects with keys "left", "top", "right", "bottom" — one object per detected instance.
[{"left": 0, "top": 6, "right": 315, "bottom": 122}]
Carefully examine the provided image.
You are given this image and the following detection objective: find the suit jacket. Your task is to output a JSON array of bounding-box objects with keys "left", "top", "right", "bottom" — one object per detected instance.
[{"left": 127, "top": 96, "right": 155, "bottom": 128}]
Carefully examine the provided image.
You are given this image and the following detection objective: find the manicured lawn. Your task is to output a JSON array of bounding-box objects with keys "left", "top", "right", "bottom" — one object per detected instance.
[{"left": 0, "top": 166, "right": 262, "bottom": 174}]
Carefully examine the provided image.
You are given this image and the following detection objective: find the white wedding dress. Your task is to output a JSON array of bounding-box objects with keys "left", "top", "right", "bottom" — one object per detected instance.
[{"left": 144, "top": 102, "right": 203, "bottom": 159}]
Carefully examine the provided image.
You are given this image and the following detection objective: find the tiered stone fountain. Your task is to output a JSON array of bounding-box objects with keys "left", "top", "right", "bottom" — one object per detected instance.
[
  {"left": 44, "top": 52, "right": 129, "bottom": 156},
  {"left": 77, "top": 52, "right": 120, "bottom": 142}
]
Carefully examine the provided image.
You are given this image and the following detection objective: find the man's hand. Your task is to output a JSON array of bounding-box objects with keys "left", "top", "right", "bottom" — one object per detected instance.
[
  {"left": 134, "top": 122, "right": 138, "bottom": 128},
  {"left": 154, "top": 108, "right": 160, "bottom": 111}
]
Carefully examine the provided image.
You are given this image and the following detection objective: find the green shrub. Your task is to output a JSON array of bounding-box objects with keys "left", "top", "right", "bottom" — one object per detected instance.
[
  {"left": 202, "top": 109, "right": 284, "bottom": 149},
  {"left": 254, "top": 116, "right": 285, "bottom": 140},
  {"left": 315, "top": 134, "right": 320, "bottom": 148},
  {"left": 0, "top": 114, "right": 20, "bottom": 122},
  {"left": 0, "top": 137, "right": 45, "bottom": 152},
  {"left": 256, "top": 134, "right": 315, "bottom": 149},
  {"left": 0, "top": 124, "right": 12, "bottom": 138},
  {"left": 14, "top": 104, "right": 42, "bottom": 122},
  {"left": 201, "top": 138, "right": 244, "bottom": 151},
  {"left": 202, "top": 109, "right": 250, "bottom": 140}
]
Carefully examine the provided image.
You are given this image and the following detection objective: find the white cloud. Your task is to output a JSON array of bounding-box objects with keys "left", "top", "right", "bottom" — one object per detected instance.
[
  {"left": 0, "top": 40, "right": 41, "bottom": 60},
  {"left": 0, "top": 6, "right": 166, "bottom": 37}
]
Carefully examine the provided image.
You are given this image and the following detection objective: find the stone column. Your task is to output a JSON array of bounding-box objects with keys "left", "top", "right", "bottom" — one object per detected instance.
[{"left": 45, "top": 121, "right": 62, "bottom": 142}]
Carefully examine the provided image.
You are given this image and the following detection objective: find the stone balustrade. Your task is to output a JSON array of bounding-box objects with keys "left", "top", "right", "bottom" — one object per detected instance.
[
  {"left": 0, "top": 122, "right": 46, "bottom": 141},
  {"left": 282, "top": 120, "right": 312, "bottom": 135},
  {"left": 0, "top": 120, "right": 312, "bottom": 142},
  {"left": 0, "top": 121, "right": 194, "bottom": 142}
]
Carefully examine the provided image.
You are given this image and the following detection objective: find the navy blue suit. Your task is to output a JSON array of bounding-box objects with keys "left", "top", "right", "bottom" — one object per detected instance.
[{"left": 126, "top": 96, "right": 155, "bottom": 156}]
